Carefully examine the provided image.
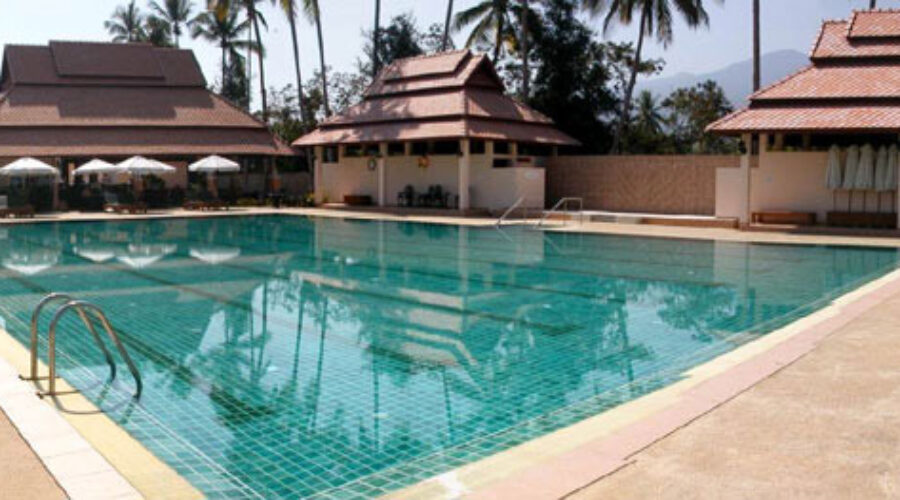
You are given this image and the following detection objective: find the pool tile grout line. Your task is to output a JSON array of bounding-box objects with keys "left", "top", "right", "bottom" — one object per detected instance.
[{"left": 385, "top": 267, "right": 900, "bottom": 500}]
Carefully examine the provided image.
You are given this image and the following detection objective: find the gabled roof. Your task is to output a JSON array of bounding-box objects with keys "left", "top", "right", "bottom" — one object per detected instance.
[
  {"left": 0, "top": 41, "right": 291, "bottom": 157},
  {"left": 711, "top": 11, "right": 900, "bottom": 135},
  {"left": 296, "top": 50, "right": 578, "bottom": 147}
]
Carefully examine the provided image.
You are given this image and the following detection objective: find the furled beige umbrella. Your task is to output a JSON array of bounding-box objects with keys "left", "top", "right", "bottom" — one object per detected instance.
[
  {"left": 856, "top": 144, "right": 876, "bottom": 212},
  {"left": 825, "top": 145, "right": 842, "bottom": 211},
  {"left": 874, "top": 145, "right": 890, "bottom": 212},
  {"left": 842, "top": 145, "right": 860, "bottom": 212},
  {"left": 888, "top": 145, "right": 899, "bottom": 214}
]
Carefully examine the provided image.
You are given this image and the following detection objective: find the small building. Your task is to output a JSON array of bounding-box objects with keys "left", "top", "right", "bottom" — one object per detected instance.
[
  {"left": 294, "top": 50, "right": 578, "bottom": 212},
  {"left": 709, "top": 10, "right": 900, "bottom": 229},
  {"left": 0, "top": 41, "right": 294, "bottom": 202}
]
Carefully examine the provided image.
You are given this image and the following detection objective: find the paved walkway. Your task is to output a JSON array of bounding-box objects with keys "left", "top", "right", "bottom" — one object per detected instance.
[
  {"left": 571, "top": 286, "right": 900, "bottom": 499},
  {"left": 0, "top": 409, "right": 64, "bottom": 499}
]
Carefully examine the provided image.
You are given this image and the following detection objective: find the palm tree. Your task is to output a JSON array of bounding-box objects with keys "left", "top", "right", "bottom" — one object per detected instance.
[
  {"left": 584, "top": 0, "right": 716, "bottom": 154},
  {"left": 144, "top": 15, "right": 175, "bottom": 46},
  {"left": 373, "top": 0, "right": 382, "bottom": 78},
  {"left": 105, "top": 0, "right": 146, "bottom": 43},
  {"left": 520, "top": 0, "right": 530, "bottom": 99},
  {"left": 275, "top": 0, "right": 307, "bottom": 122},
  {"left": 208, "top": 0, "right": 270, "bottom": 121},
  {"left": 442, "top": 0, "right": 455, "bottom": 51},
  {"left": 149, "top": 0, "right": 196, "bottom": 47},
  {"left": 454, "top": 0, "right": 517, "bottom": 63},
  {"left": 191, "top": 5, "right": 256, "bottom": 93},
  {"left": 871, "top": 0, "right": 877, "bottom": 8},
  {"left": 752, "top": 0, "right": 760, "bottom": 92},
  {"left": 303, "top": 0, "right": 331, "bottom": 116},
  {"left": 634, "top": 90, "right": 664, "bottom": 135}
]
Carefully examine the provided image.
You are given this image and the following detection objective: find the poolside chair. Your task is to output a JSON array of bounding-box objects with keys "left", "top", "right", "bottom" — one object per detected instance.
[
  {"left": 0, "top": 195, "right": 34, "bottom": 219},
  {"left": 104, "top": 192, "right": 147, "bottom": 214},
  {"left": 397, "top": 185, "right": 415, "bottom": 207}
]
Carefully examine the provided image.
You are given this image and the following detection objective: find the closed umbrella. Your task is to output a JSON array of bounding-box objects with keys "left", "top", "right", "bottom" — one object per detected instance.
[
  {"left": 888, "top": 145, "right": 899, "bottom": 213},
  {"left": 856, "top": 144, "right": 876, "bottom": 212},
  {"left": 842, "top": 145, "right": 860, "bottom": 212},
  {"left": 825, "top": 145, "right": 843, "bottom": 210},
  {"left": 189, "top": 155, "right": 239, "bottom": 199},
  {"left": 874, "top": 146, "right": 890, "bottom": 212}
]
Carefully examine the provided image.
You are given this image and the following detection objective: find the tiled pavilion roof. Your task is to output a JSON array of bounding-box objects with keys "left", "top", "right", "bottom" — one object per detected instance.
[
  {"left": 294, "top": 50, "right": 579, "bottom": 147},
  {"left": 710, "top": 10, "right": 900, "bottom": 135},
  {"left": 0, "top": 41, "right": 292, "bottom": 157}
]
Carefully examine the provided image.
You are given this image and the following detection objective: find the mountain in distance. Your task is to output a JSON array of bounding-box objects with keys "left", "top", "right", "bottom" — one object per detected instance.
[{"left": 635, "top": 49, "right": 808, "bottom": 106}]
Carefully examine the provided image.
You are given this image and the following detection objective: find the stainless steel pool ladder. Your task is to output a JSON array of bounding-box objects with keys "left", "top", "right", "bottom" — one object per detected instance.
[
  {"left": 538, "top": 197, "right": 585, "bottom": 227},
  {"left": 20, "top": 293, "right": 143, "bottom": 399}
]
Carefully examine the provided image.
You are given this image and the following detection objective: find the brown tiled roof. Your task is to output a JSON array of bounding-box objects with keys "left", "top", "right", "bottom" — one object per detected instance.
[
  {"left": 711, "top": 11, "right": 900, "bottom": 135},
  {"left": 0, "top": 41, "right": 290, "bottom": 156},
  {"left": 847, "top": 10, "right": 900, "bottom": 39},
  {"left": 296, "top": 50, "right": 577, "bottom": 147}
]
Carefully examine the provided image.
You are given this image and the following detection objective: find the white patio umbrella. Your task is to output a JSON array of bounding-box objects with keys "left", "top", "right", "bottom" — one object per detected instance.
[
  {"left": 2, "top": 249, "right": 59, "bottom": 275},
  {"left": 0, "top": 157, "right": 59, "bottom": 178},
  {"left": 117, "top": 156, "right": 176, "bottom": 176},
  {"left": 189, "top": 155, "right": 239, "bottom": 198},
  {"left": 842, "top": 145, "right": 860, "bottom": 212},
  {"left": 825, "top": 145, "right": 843, "bottom": 210},
  {"left": 190, "top": 246, "right": 240, "bottom": 265},
  {"left": 74, "top": 159, "right": 123, "bottom": 177},
  {"left": 117, "top": 243, "right": 177, "bottom": 269},
  {"left": 856, "top": 144, "right": 876, "bottom": 212}
]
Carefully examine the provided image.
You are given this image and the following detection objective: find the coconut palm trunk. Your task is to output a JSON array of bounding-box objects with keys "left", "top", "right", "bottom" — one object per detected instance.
[
  {"left": 610, "top": 7, "right": 650, "bottom": 154},
  {"left": 442, "top": 0, "right": 454, "bottom": 51},
  {"left": 248, "top": 3, "right": 268, "bottom": 121},
  {"left": 314, "top": 3, "right": 331, "bottom": 117},
  {"left": 492, "top": 15, "right": 504, "bottom": 63},
  {"left": 752, "top": 0, "right": 760, "bottom": 91},
  {"left": 520, "top": 0, "right": 529, "bottom": 99},
  {"left": 286, "top": 2, "right": 306, "bottom": 122},
  {"left": 373, "top": 0, "right": 381, "bottom": 78}
]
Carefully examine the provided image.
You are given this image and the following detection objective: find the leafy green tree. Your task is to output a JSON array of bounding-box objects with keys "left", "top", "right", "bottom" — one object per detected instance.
[
  {"left": 105, "top": 1, "right": 146, "bottom": 42},
  {"left": 663, "top": 80, "right": 736, "bottom": 153},
  {"left": 209, "top": 0, "right": 270, "bottom": 121},
  {"left": 528, "top": 0, "right": 618, "bottom": 153},
  {"left": 361, "top": 13, "right": 425, "bottom": 75},
  {"left": 222, "top": 51, "right": 251, "bottom": 109},
  {"left": 149, "top": 0, "right": 196, "bottom": 47},
  {"left": 582, "top": 0, "right": 717, "bottom": 154},
  {"left": 144, "top": 14, "right": 175, "bottom": 47},
  {"left": 424, "top": 23, "right": 455, "bottom": 53},
  {"left": 268, "top": 85, "right": 306, "bottom": 144},
  {"left": 626, "top": 90, "right": 668, "bottom": 153}
]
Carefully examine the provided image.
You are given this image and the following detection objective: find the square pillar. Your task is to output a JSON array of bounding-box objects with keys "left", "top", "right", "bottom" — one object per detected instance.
[
  {"left": 377, "top": 142, "right": 387, "bottom": 207},
  {"left": 459, "top": 139, "right": 471, "bottom": 211},
  {"left": 313, "top": 146, "right": 324, "bottom": 205},
  {"left": 739, "top": 133, "right": 753, "bottom": 227}
]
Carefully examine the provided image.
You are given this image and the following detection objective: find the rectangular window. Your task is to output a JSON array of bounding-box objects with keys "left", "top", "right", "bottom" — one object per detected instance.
[
  {"left": 470, "top": 140, "right": 486, "bottom": 155},
  {"left": 518, "top": 143, "right": 553, "bottom": 156},
  {"left": 364, "top": 143, "right": 380, "bottom": 156},
  {"left": 344, "top": 144, "right": 364, "bottom": 157},
  {"left": 492, "top": 158, "right": 512, "bottom": 168},
  {"left": 432, "top": 140, "right": 461, "bottom": 155},
  {"left": 388, "top": 142, "right": 406, "bottom": 156},
  {"left": 322, "top": 146, "right": 339, "bottom": 164},
  {"left": 410, "top": 141, "right": 429, "bottom": 156},
  {"left": 493, "top": 141, "right": 510, "bottom": 155}
]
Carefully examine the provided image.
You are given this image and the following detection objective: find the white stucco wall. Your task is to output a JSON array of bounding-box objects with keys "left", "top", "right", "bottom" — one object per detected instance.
[{"left": 317, "top": 142, "right": 546, "bottom": 211}]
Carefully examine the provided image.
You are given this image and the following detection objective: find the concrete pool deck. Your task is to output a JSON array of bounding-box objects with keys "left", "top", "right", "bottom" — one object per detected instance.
[{"left": 1, "top": 207, "right": 900, "bottom": 498}]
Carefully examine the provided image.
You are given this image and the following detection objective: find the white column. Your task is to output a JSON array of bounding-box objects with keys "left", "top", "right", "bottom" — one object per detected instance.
[
  {"left": 377, "top": 142, "right": 387, "bottom": 207},
  {"left": 459, "top": 139, "right": 471, "bottom": 211},
  {"left": 740, "top": 133, "right": 753, "bottom": 227},
  {"left": 313, "top": 146, "right": 324, "bottom": 205}
]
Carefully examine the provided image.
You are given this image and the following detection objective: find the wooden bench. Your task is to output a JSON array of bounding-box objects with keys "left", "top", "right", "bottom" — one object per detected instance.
[{"left": 752, "top": 211, "right": 817, "bottom": 225}]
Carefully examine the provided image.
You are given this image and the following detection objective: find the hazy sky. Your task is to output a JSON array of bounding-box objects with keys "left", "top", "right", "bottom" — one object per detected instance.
[{"left": 0, "top": 0, "right": 888, "bottom": 109}]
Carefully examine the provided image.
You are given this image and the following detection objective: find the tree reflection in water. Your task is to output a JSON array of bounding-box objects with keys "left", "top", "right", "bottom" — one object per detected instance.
[{"left": 0, "top": 216, "right": 897, "bottom": 497}]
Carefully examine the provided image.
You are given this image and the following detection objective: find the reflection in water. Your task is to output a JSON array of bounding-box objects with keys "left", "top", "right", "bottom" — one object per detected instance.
[{"left": 0, "top": 216, "right": 897, "bottom": 498}]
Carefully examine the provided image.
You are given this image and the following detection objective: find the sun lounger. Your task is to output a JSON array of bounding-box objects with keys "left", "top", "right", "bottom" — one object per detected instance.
[
  {"left": 103, "top": 193, "right": 147, "bottom": 214},
  {"left": 0, "top": 196, "right": 34, "bottom": 218},
  {"left": 184, "top": 199, "right": 229, "bottom": 211}
]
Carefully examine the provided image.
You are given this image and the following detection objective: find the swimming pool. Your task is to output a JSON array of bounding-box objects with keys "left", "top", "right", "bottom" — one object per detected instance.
[{"left": 0, "top": 215, "right": 897, "bottom": 497}]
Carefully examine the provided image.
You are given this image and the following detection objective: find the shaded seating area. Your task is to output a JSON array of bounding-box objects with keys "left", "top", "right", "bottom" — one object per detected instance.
[
  {"left": 0, "top": 195, "right": 34, "bottom": 219},
  {"left": 398, "top": 185, "right": 455, "bottom": 209}
]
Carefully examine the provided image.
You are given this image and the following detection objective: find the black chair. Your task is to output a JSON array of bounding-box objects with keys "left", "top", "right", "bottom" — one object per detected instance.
[{"left": 397, "top": 185, "right": 415, "bottom": 207}]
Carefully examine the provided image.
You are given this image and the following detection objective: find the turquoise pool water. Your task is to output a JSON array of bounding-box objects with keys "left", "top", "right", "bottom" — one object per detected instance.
[{"left": 0, "top": 216, "right": 897, "bottom": 497}]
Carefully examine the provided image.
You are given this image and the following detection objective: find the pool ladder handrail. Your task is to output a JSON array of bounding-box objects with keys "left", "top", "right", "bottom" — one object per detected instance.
[
  {"left": 538, "top": 197, "right": 585, "bottom": 228},
  {"left": 21, "top": 293, "right": 142, "bottom": 399},
  {"left": 495, "top": 196, "right": 528, "bottom": 226}
]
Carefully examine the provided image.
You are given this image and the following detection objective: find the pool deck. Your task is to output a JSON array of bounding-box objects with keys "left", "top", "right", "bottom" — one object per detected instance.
[{"left": 1, "top": 207, "right": 900, "bottom": 498}]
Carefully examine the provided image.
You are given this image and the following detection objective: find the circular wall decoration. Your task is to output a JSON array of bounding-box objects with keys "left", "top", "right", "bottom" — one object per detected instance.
[
  {"left": 417, "top": 156, "right": 430, "bottom": 169},
  {"left": 367, "top": 157, "right": 378, "bottom": 171}
]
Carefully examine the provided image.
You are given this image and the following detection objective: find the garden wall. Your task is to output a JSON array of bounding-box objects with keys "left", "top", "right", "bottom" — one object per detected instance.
[{"left": 546, "top": 155, "right": 740, "bottom": 215}]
